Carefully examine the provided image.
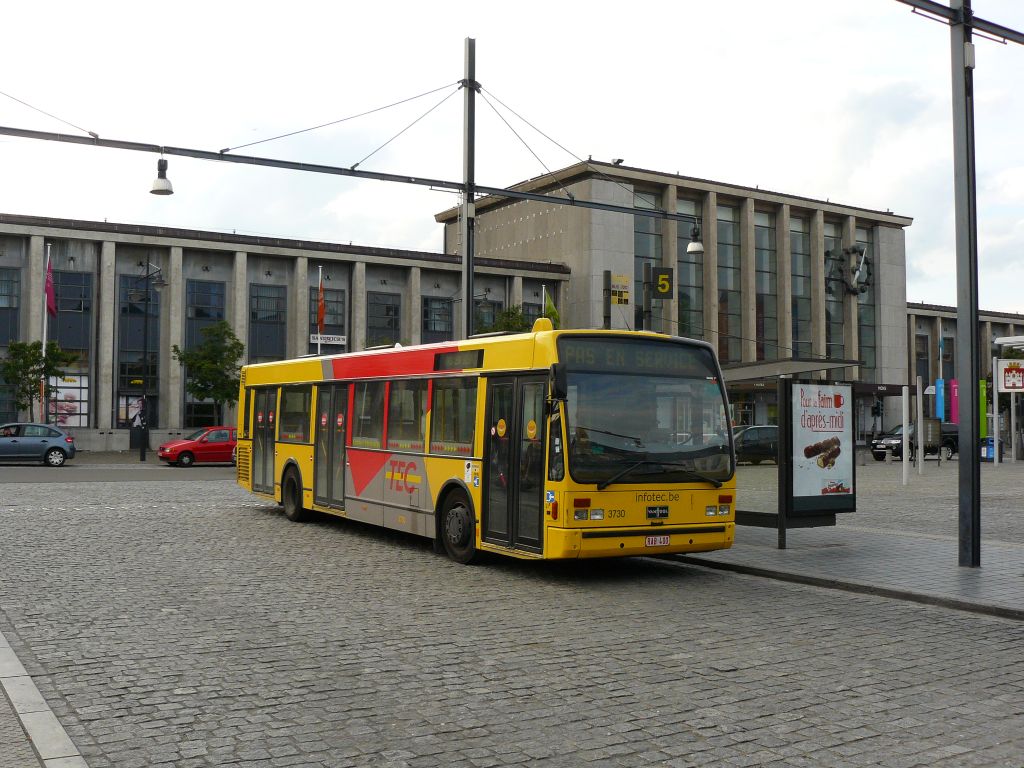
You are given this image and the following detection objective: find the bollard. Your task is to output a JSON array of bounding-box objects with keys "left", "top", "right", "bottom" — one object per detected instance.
[{"left": 885, "top": 447, "right": 892, "bottom": 463}]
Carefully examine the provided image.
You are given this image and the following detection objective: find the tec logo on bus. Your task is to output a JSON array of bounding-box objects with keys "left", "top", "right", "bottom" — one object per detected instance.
[{"left": 386, "top": 460, "right": 421, "bottom": 493}]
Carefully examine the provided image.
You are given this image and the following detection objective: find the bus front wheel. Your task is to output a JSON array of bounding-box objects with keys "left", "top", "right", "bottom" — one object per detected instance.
[
  {"left": 440, "top": 490, "right": 477, "bottom": 564},
  {"left": 282, "top": 468, "right": 308, "bottom": 523}
]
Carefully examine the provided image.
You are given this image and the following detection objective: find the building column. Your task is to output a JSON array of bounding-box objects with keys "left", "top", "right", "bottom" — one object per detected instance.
[
  {"left": 740, "top": 198, "right": 756, "bottom": 361},
  {"left": 408, "top": 266, "right": 421, "bottom": 345},
  {"left": 982, "top": 321, "right": 994, "bottom": 380},
  {"left": 810, "top": 210, "right": 826, "bottom": 368},
  {"left": 27, "top": 236, "right": 45, "bottom": 343},
  {"left": 233, "top": 252, "right": 248, "bottom": 361},
  {"left": 931, "top": 316, "right": 942, "bottom": 385},
  {"left": 291, "top": 256, "right": 309, "bottom": 359},
  {"left": 777, "top": 203, "right": 792, "bottom": 358},
  {"left": 96, "top": 241, "right": 117, "bottom": 429},
  {"left": 843, "top": 215, "right": 859, "bottom": 378},
  {"left": 702, "top": 191, "right": 718, "bottom": 349},
  {"left": 662, "top": 184, "right": 678, "bottom": 335},
  {"left": 352, "top": 261, "right": 367, "bottom": 351},
  {"left": 510, "top": 274, "right": 524, "bottom": 312},
  {"left": 166, "top": 246, "right": 184, "bottom": 429}
]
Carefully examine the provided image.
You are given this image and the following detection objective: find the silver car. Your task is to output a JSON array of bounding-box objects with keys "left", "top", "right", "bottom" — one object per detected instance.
[{"left": 0, "top": 423, "right": 77, "bottom": 466}]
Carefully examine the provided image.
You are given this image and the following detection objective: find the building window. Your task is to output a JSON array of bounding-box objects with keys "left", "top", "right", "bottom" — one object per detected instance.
[
  {"left": 117, "top": 274, "right": 160, "bottom": 428},
  {"left": 474, "top": 298, "right": 504, "bottom": 332},
  {"left": 422, "top": 297, "right": 453, "bottom": 344},
  {"left": 46, "top": 271, "right": 94, "bottom": 427},
  {"left": 522, "top": 301, "right": 542, "bottom": 326},
  {"left": 915, "top": 334, "right": 930, "bottom": 384},
  {"left": 856, "top": 226, "right": 876, "bottom": 382},
  {"left": 824, "top": 221, "right": 844, "bottom": 361},
  {"left": 186, "top": 280, "right": 226, "bottom": 348},
  {"left": 677, "top": 198, "right": 703, "bottom": 339},
  {"left": 367, "top": 292, "right": 400, "bottom": 347},
  {"left": 634, "top": 191, "right": 662, "bottom": 331},
  {"left": 754, "top": 211, "right": 778, "bottom": 361},
  {"left": 0, "top": 268, "right": 20, "bottom": 421},
  {"left": 249, "top": 284, "right": 287, "bottom": 363},
  {"left": 790, "top": 217, "right": 812, "bottom": 358},
  {"left": 183, "top": 280, "right": 227, "bottom": 427},
  {"left": 308, "top": 286, "right": 346, "bottom": 354},
  {"left": 717, "top": 204, "right": 741, "bottom": 363}
]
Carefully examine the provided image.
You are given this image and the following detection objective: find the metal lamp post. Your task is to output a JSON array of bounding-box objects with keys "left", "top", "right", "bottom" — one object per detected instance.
[{"left": 135, "top": 263, "right": 165, "bottom": 461}]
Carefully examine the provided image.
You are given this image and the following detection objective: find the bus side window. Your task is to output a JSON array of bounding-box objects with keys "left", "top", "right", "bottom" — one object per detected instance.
[
  {"left": 429, "top": 377, "right": 477, "bottom": 455},
  {"left": 352, "top": 381, "right": 385, "bottom": 448},
  {"left": 278, "top": 386, "right": 312, "bottom": 443},
  {"left": 387, "top": 380, "right": 427, "bottom": 451}
]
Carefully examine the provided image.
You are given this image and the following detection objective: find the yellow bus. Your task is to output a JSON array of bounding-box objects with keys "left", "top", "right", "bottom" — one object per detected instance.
[{"left": 236, "top": 319, "right": 736, "bottom": 563}]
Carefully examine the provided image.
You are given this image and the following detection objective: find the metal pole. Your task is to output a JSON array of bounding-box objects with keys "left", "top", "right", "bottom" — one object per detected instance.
[
  {"left": 902, "top": 385, "right": 910, "bottom": 487},
  {"left": 951, "top": 0, "right": 981, "bottom": 567},
  {"left": 603, "top": 270, "right": 612, "bottom": 330},
  {"left": 1012, "top": 390, "right": 1017, "bottom": 463},
  {"left": 642, "top": 262, "right": 652, "bottom": 331},
  {"left": 916, "top": 375, "right": 924, "bottom": 475},
  {"left": 992, "top": 354, "right": 999, "bottom": 466},
  {"left": 460, "top": 37, "right": 476, "bottom": 340},
  {"left": 140, "top": 270, "right": 150, "bottom": 462}
]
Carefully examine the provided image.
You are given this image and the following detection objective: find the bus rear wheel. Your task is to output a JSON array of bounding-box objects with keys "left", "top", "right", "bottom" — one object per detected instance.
[
  {"left": 440, "top": 490, "right": 477, "bottom": 564},
  {"left": 282, "top": 468, "right": 308, "bottom": 523}
]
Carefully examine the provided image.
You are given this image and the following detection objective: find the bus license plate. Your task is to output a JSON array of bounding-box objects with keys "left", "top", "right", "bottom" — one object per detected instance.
[{"left": 645, "top": 535, "right": 670, "bottom": 547}]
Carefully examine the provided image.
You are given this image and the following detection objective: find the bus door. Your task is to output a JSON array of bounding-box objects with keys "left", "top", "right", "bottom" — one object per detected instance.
[
  {"left": 252, "top": 388, "right": 276, "bottom": 494},
  {"left": 484, "top": 375, "right": 546, "bottom": 553},
  {"left": 314, "top": 383, "right": 347, "bottom": 508}
]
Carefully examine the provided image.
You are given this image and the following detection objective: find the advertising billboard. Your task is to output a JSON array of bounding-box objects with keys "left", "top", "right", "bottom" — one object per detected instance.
[{"left": 791, "top": 383, "right": 855, "bottom": 510}]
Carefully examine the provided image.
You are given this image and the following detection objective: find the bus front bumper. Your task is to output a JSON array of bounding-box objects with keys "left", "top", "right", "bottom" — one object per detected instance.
[{"left": 545, "top": 523, "right": 735, "bottom": 559}]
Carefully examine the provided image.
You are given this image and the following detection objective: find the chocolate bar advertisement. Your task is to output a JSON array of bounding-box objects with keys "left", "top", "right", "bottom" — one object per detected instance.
[{"left": 792, "top": 384, "right": 854, "bottom": 498}]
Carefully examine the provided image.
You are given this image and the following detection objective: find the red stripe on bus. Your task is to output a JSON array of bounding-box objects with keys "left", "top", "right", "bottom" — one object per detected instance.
[{"left": 329, "top": 344, "right": 461, "bottom": 379}]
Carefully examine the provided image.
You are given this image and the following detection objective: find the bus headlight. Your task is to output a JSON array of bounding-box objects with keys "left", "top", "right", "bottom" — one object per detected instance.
[
  {"left": 589, "top": 509, "right": 604, "bottom": 520},
  {"left": 705, "top": 505, "right": 717, "bottom": 517},
  {"left": 574, "top": 509, "right": 589, "bottom": 520},
  {"left": 718, "top": 505, "right": 731, "bottom": 516}
]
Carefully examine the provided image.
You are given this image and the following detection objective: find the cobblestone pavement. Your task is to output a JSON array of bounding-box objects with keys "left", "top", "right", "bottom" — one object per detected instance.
[{"left": 1, "top": 476, "right": 1023, "bottom": 767}]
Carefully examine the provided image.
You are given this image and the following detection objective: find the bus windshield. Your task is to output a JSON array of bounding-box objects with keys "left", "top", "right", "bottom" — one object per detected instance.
[{"left": 559, "top": 337, "right": 733, "bottom": 486}]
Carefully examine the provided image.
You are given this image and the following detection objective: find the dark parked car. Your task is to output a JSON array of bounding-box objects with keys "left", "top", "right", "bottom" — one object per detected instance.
[
  {"left": 158, "top": 426, "right": 237, "bottom": 467},
  {"left": 0, "top": 422, "right": 76, "bottom": 466},
  {"left": 870, "top": 423, "right": 958, "bottom": 461},
  {"left": 734, "top": 425, "right": 778, "bottom": 464}
]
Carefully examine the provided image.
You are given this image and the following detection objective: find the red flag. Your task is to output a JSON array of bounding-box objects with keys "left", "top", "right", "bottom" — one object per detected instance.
[
  {"left": 45, "top": 256, "right": 57, "bottom": 317},
  {"left": 316, "top": 273, "right": 326, "bottom": 335}
]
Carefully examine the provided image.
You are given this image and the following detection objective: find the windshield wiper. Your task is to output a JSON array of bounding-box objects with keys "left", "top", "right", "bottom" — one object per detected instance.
[
  {"left": 596, "top": 460, "right": 722, "bottom": 490},
  {"left": 575, "top": 424, "right": 642, "bottom": 446}
]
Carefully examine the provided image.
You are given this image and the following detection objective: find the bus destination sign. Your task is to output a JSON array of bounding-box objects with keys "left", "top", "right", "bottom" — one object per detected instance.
[{"left": 558, "top": 338, "right": 713, "bottom": 377}]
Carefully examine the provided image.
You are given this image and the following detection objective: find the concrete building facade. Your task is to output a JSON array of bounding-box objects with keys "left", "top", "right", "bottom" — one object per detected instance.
[
  {"left": 0, "top": 213, "right": 568, "bottom": 450},
  {"left": 437, "top": 161, "right": 913, "bottom": 439}
]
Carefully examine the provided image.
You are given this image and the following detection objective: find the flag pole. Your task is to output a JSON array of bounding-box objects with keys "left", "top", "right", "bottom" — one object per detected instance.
[
  {"left": 317, "top": 265, "right": 323, "bottom": 356},
  {"left": 42, "top": 244, "right": 50, "bottom": 423}
]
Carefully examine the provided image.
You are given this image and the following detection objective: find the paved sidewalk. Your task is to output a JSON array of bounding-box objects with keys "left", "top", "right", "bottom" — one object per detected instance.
[{"left": 682, "top": 457, "right": 1024, "bottom": 620}]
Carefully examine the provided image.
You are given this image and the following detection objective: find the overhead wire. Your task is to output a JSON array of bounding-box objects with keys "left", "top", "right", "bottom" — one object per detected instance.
[
  {"left": 347, "top": 86, "right": 460, "bottom": 171},
  {"left": 219, "top": 81, "right": 461, "bottom": 154},
  {"left": 0, "top": 88, "right": 98, "bottom": 138},
  {"left": 481, "top": 86, "right": 640, "bottom": 205}
]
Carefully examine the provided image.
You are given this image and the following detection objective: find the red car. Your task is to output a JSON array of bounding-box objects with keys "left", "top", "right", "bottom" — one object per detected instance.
[{"left": 158, "top": 426, "right": 237, "bottom": 467}]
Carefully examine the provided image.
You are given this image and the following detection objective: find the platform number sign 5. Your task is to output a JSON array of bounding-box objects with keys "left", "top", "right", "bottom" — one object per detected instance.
[{"left": 652, "top": 267, "right": 674, "bottom": 299}]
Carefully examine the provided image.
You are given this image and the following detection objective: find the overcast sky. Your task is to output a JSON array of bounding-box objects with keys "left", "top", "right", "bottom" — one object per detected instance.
[{"left": 2, "top": 1, "right": 1022, "bottom": 312}]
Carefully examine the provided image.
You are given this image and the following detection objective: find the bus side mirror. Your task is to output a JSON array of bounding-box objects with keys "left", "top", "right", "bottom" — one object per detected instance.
[{"left": 551, "top": 363, "right": 567, "bottom": 400}]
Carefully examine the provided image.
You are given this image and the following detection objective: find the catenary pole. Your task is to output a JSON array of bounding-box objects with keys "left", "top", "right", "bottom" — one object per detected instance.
[
  {"left": 897, "top": 0, "right": 1024, "bottom": 566},
  {"left": 460, "top": 37, "right": 477, "bottom": 340}
]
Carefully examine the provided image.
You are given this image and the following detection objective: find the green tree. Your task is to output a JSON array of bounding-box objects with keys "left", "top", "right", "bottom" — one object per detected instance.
[
  {"left": 492, "top": 305, "right": 532, "bottom": 333},
  {"left": 0, "top": 341, "right": 78, "bottom": 421},
  {"left": 171, "top": 321, "right": 245, "bottom": 424}
]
